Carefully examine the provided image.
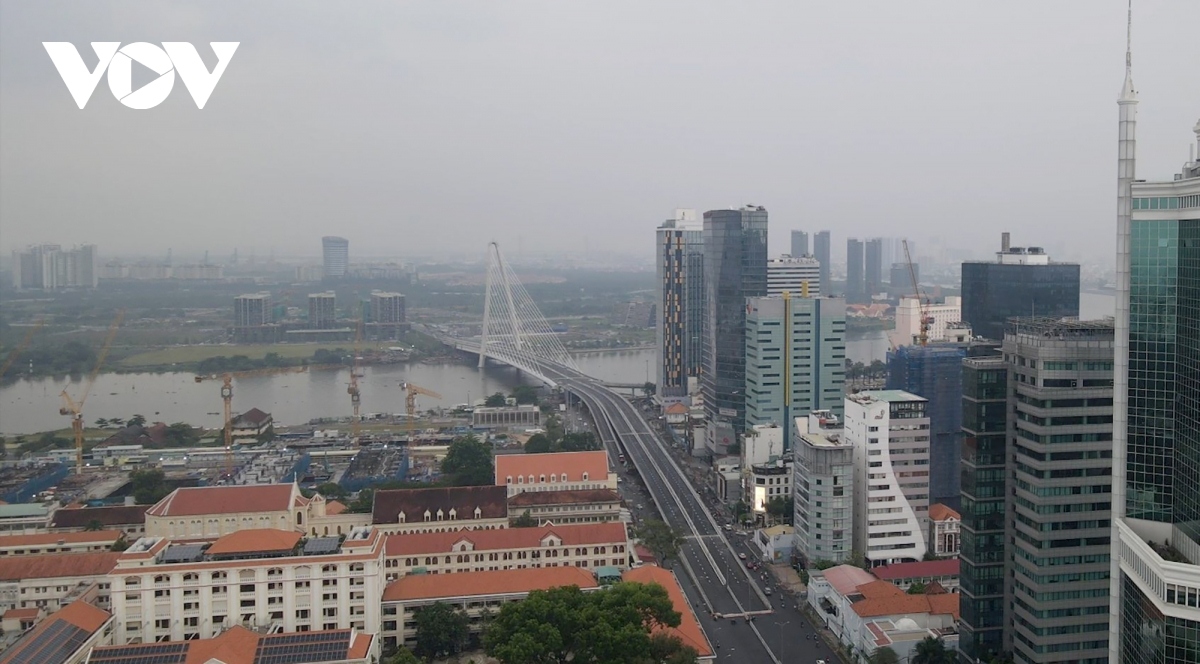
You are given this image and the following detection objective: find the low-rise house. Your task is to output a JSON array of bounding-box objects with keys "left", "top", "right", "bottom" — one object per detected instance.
[
  {"left": 371, "top": 485, "right": 508, "bottom": 534},
  {"left": 0, "top": 503, "right": 53, "bottom": 534},
  {"left": 230, "top": 408, "right": 273, "bottom": 439},
  {"left": 382, "top": 522, "right": 631, "bottom": 581},
  {"left": 871, "top": 559, "right": 960, "bottom": 593},
  {"left": 663, "top": 402, "right": 689, "bottom": 425},
  {"left": 49, "top": 504, "right": 150, "bottom": 537},
  {"left": 0, "top": 607, "right": 42, "bottom": 633},
  {"left": 0, "top": 552, "right": 120, "bottom": 614},
  {"left": 495, "top": 450, "right": 616, "bottom": 497},
  {"left": 0, "top": 600, "right": 113, "bottom": 664},
  {"left": 927, "top": 503, "right": 961, "bottom": 557},
  {"left": 754, "top": 525, "right": 794, "bottom": 564},
  {"left": 507, "top": 488, "right": 623, "bottom": 525}
]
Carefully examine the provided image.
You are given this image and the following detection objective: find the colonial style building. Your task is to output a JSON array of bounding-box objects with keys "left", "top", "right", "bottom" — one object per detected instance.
[
  {"left": 507, "top": 489, "right": 624, "bottom": 526},
  {"left": 371, "top": 485, "right": 509, "bottom": 534},
  {"left": 495, "top": 451, "right": 617, "bottom": 497}
]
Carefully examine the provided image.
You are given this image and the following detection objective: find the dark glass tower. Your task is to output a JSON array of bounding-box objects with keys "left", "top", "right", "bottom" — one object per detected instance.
[
  {"left": 865, "top": 237, "right": 883, "bottom": 297},
  {"left": 846, "top": 238, "right": 864, "bottom": 303},
  {"left": 958, "top": 349, "right": 1006, "bottom": 663},
  {"left": 701, "top": 206, "right": 768, "bottom": 451},
  {"left": 960, "top": 247, "right": 1080, "bottom": 341},
  {"left": 656, "top": 211, "right": 704, "bottom": 399},
  {"left": 791, "top": 230, "right": 809, "bottom": 257},
  {"left": 814, "top": 230, "right": 832, "bottom": 295},
  {"left": 886, "top": 344, "right": 966, "bottom": 509}
]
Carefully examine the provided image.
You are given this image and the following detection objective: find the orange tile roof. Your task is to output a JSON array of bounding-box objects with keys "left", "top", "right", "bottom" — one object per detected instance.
[
  {"left": 664, "top": 403, "right": 689, "bottom": 415},
  {"left": 928, "top": 593, "right": 960, "bottom": 619},
  {"left": 146, "top": 483, "right": 297, "bottom": 517},
  {"left": 928, "top": 503, "right": 961, "bottom": 522},
  {"left": 871, "top": 559, "right": 959, "bottom": 581},
  {"left": 86, "top": 626, "right": 368, "bottom": 664},
  {"left": 183, "top": 625, "right": 259, "bottom": 664},
  {"left": 623, "top": 565, "right": 713, "bottom": 658},
  {"left": 0, "top": 530, "right": 123, "bottom": 548},
  {"left": 347, "top": 632, "right": 374, "bottom": 660},
  {"left": 855, "top": 580, "right": 904, "bottom": 599},
  {"left": 385, "top": 522, "right": 627, "bottom": 556},
  {"left": 0, "top": 552, "right": 120, "bottom": 581},
  {"left": 383, "top": 566, "right": 599, "bottom": 601},
  {"left": 206, "top": 529, "right": 302, "bottom": 556},
  {"left": 326, "top": 500, "right": 348, "bottom": 515},
  {"left": 0, "top": 600, "right": 111, "bottom": 664},
  {"left": 2, "top": 608, "right": 40, "bottom": 619},
  {"left": 822, "top": 564, "right": 877, "bottom": 595},
  {"left": 850, "top": 583, "right": 960, "bottom": 619},
  {"left": 495, "top": 451, "right": 610, "bottom": 485}
]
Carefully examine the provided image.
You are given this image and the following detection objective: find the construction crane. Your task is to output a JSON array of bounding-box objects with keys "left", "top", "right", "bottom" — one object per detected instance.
[
  {"left": 0, "top": 318, "right": 46, "bottom": 379},
  {"left": 59, "top": 310, "right": 124, "bottom": 475},
  {"left": 903, "top": 239, "right": 933, "bottom": 346},
  {"left": 194, "top": 364, "right": 309, "bottom": 479},
  {"left": 348, "top": 319, "right": 364, "bottom": 442},
  {"left": 400, "top": 381, "right": 442, "bottom": 444}
]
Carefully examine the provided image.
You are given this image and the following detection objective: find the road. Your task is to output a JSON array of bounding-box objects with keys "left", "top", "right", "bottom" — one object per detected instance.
[{"left": 550, "top": 368, "right": 833, "bottom": 664}]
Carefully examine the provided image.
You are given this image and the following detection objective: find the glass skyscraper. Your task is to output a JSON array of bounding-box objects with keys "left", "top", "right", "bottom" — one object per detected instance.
[
  {"left": 846, "top": 238, "right": 864, "bottom": 303},
  {"left": 656, "top": 210, "right": 704, "bottom": 399},
  {"left": 960, "top": 251, "right": 1080, "bottom": 342},
  {"left": 701, "top": 206, "right": 768, "bottom": 452},
  {"left": 791, "top": 230, "right": 809, "bottom": 257},
  {"left": 814, "top": 230, "right": 832, "bottom": 295}
]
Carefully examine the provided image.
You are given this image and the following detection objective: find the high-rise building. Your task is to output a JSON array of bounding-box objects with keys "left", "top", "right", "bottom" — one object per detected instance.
[
  {"left": 656, "top": 209, "right": 704, "bottom": 399},
  {"left": 767, "top": 255, "right": 821, "bottom": 297},
  {"left": 957, "top": 349, "right": 1007, "bottom": 663},
  {"left": 322, "top": 236, "right": 349, "bottom": 279},
  {"left": 847, "top": 390, "right": 930, "bottom": 566},
  {"left": 960, "top": 236, "right": 1080, "bottom": 341},
  {"left": 12, "top": 243, "right": 98, "bottom": 290},
  {"left": 793, "top": 410, "right": 854, "bottom": 565},
  {"left": 813, "top": 231, "right": 832, "bottom": 295},
  {"left": 865, "top": 238, "right": 883, "bottom": 298},
  {"left": 744, "top": 294, "right": 846, "bottom": 448},
  {"left": 846, "top": 238, "right": 864, "bottom": 302},
  {"left": 1109, "top": 32, "right": 1200, "bottom": 659},
  {"left": 1002, "top": 319, "right": 1113, "bottom": 664},
  {"left": 308, "top": 291, "right": 337, "bottom": 329},
  {"left": 701, "top": 206, "right": 768, "bottom": 452},
  {"left": 791, "top": 230, "right": 809, "bottom": 257},
  {"left": 234, "top": 292, "right": 271, "bottom": 327},
  {"left": 890, "top": 262, "right": 915, "bottom": 289},
  {"left": 893, "top": 296, "right": 964, "bottom": 347},
  {"left": 370, "top": 291, "right": 406, "bottom": 324},
  {"left": 886, "top": 344, "right": 966, "bottom": 510}
]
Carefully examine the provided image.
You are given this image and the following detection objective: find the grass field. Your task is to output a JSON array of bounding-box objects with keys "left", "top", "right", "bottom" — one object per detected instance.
[{"left": 118, "top": 343, "right": 397, "bottom": 369}]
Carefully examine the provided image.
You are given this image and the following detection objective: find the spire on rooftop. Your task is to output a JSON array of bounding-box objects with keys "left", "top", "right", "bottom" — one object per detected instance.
[{"left": 1119, "top": 0, "right": 1136, "bottom": 102}]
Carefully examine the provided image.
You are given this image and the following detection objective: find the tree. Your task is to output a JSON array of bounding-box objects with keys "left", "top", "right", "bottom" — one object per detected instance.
[
  {"left": 85, "top": 519, "right": 104, "bottom": 531},
  {"left": 348, "top": 488, "right": 374, "bottom": 514},
  {"left": 511, "top": 385, "right": 539, "bottom": 405},
  {"left": 94, "top": 418, "right": 109, "bottom": 429},
  {"left": 512, "top": 510, "right": 538, "bottom": 528},
  {"left": 524, "top": 433, "right": 554, "bottom": 454},
  {"left": 847, "top": 550, "right": 868, "bottom": 570},
  {"left": 545, "top": 414, "right": 565, "bottom": 443},
  {"left": 163, "top": 423, "right": 199, "bottom": 447},
  {"left": 441, "top": 434, "right": 494, "bottom": 486},
  {"left": 110, "top": 538, "right": 131, "bottom": 552},
  {"left": 560, "top": 432, "right": 600, "bottom": 452},
  {"left": 912, "top": 636, "right": 954, "bottom": 664},
  {"left": 314, "top": 482, "right": 347, "bottom": 500},
  {"left": 130, "top": 469, "right": 171, "bottom": 505},
  {"left": 386, "top": 648, "right": 420, "bottom": 664},
  {"left": 413, "top": 602, "right": 468, "bottom": 661},
  {"left": 109, "top": 417, "right": 125, "bottom": 427},
  {"left": 647, "top": 632, "right": 698, "bottom": 664},
  {"left": 813, "top": 559, "right": 836, "bottom": 570},
  {"left": 484, "top": 392, "right": 507, "bottom": 407},
  {"left": 766, "top": 496, "right": 793, "bottom": 525},
  {"left": 635, "top": 519, "right": 685, "bottom": 567},
  {"left": 907, "top": 581, "right": 927, "bottom": 595},
  {"left": 484, "top": 582, "right": 685, "bottom": 664},
  {"left": 642, "top": 381, "right": 656, "bottom": 397},
  {"left": 127, "top": 414, "right": 147, "bottom": 428},
  {"left": 869, "top": 646, "right": 901, "bottom": 664}
]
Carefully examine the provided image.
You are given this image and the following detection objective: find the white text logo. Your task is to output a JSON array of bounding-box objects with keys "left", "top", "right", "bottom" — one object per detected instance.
[{"left": 43, "top": 42, "right": 239, "bottom": 109}]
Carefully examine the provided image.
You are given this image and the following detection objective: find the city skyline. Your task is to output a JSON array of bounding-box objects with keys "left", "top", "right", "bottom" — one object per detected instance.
[{"left": 1, "top": 2, "right": 1197, "bottom": 262}]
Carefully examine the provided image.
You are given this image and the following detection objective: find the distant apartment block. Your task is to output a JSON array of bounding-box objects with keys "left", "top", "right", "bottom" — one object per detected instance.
[
  {"left": 846, "top": 238, "right": 865, "bottom": 302},
  {"left": 791, "top": 230, "right": 809, "bottom": 257},
  {"left": 12, "top": 243, "right": 97, "bottom": 290},
  {"left": 100, "top": 262, "right": 224, "bottom": 280},
  {"left": 370, "top": 291, "right": 405, "bottom": 324},
  {"left": 767, "top": 254, "right": 821, "bottom": 297},
  {"left": 309, "top": 291, "right": 338, "bottom": 329},
  {"left": 471, "top": 404, "right": 542, "bottom": 429},
  {"left": 323, "top": 236, "right": 350, "bottom": 278},
  {"left": 793, "top": 411, "right": 854, "bottom": 565},
  {"left": 813, "top": 230, "right": 832, "bottom": 295},
  {"left": 893, "top": 296, "right": 963, "bottom": 346},
  {"left": 865, "top": 238, "right": 884, "bottom": 297},
  {"left": 847, "top": 391, "right": 931, "bottom": 566},
  {"left": 234, "top": 292, "right": 271, "bottom": 327}
]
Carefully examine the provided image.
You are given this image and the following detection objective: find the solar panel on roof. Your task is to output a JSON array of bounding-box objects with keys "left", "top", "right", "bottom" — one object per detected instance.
[
  {"left": 160, "top": 543, "right": 206, "bottom": 564},
  {"left": 255, "top": 631, "right": 350, "bottom": 664},
  {"left": 88, "top": 641, "right": 189, "bottom": 664},
  {"left": 5, "top": 620, "right": 89, "bottom": 664},
  {"left": 300, "top": 537, "right": 341, "bottom": 556}
]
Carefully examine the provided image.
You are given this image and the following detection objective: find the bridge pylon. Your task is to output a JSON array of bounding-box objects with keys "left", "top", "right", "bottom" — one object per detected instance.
[{"left": 479, "top": 242, "right": 579, "bottom": 374}]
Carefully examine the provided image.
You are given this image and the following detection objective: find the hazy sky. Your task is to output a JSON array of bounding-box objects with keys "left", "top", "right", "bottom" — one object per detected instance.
[{"left": 1, "top": 1, "right": 1197, "bottom": 265}]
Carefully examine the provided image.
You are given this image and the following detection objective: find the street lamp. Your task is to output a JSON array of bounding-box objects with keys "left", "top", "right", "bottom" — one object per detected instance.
[{"left": 778, "top": 620, "right": 790, "bottom": 662}]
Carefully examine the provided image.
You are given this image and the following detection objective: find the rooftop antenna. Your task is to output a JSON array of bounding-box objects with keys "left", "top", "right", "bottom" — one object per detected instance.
[{"left": 1125, "top": 0, "right": 1132, "bottom": 74}]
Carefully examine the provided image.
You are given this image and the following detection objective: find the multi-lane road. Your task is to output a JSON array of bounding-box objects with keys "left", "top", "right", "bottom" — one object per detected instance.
[{"left": 548, "top": 367, "right": 834, "bottom": 663}]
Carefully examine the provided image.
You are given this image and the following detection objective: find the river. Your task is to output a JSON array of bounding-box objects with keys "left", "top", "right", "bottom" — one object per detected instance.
[{"left": 0, "top": 292, "right": 1116, "bottom": 436}]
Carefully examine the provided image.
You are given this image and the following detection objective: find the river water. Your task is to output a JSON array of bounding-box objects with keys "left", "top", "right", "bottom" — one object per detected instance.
[{"left": 0, "top": 292, "right": 1115, "bottom": 436}]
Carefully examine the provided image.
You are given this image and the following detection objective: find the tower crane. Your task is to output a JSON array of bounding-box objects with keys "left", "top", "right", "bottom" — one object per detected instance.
[
  {"left": 400, "top": 381, "right": 442, "bottom": 444},
  {"left": 348, "top": 320, "right": 363, "bottom": 442},
  {"left": 59, "top": 310, "right": 124, "bottom": 475},
  {"left": 194, "top": 364, "right": 309, "bottom": 479},
  {"left": 903, "top": 239, "right": 933, "bottom": 346},
  {"left": 0, "top": 318, "right": 46, "bottom": 379}
]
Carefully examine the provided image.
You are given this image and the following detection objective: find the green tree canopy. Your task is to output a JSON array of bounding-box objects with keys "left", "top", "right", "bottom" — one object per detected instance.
[
  {"left": 484, "top": 582, "right": 692, "bottom": 664},
  {"left": 642, "top": 382, "right": 656, "bottom": 397},
  {"left": 868, "top": 645, "right": 901, "bottom": 664},
  {"left": 766, "top": 496, "right": 793, "bottom": 524},
  {"left": 127, "top": 414, "right": 147, "bottom": 428},
  {"left": 635, "top": 519, "right": 685, "bottom": 566},
  {"left": 314, "top": 482, "right": 347, "bottom": 500},
  {"left": 511, "top": 385, "right": 539, "bottom": 405},
  {"left": 512, "top": 510, "right": 538, "bottom": 528},
  {"left": 413, "top": 602, "right": 469, "bottom": 661},
  {"left": 130, "top": 468, "right": 171, "bottom": 505},
  {"left": 911, "top": 636, "right": 955, "bottom": 664},
  {"left": 162, "top": 422, "right": 199, "bottom": 447},
  {"left": 441, "top": 434, "right": 494, "bottom": 486},
  {"left": 385, "top": 648, "right": 420, "bottom": 664},
  {"left": 560, "top": 432, "right": 600, "bottom": 452},
  {"left": 907, "top": 581, "right": 927, "bottom": 595},
  {"left": 524, "top": 433, "right": 554, "bottom": 454},
  {"left": 348, "top": 488, "right": 374, "bottom": 514},
  {"left": 484, "top": 392, "right": 507, "bottom": 407}
]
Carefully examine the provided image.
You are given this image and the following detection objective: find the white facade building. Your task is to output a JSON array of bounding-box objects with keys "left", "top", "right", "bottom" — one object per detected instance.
[
  {"left": 767, "top": 254, "right": 821, "bottom": 297},
  {"left": 794, "top": 411, "right": 855, "bottom": 565},
  {"left": 847, "top": 391, "right": 931, "bottom": 566},
  {"left": 893, "top": 296, "right": 963, "bottom": 345}
]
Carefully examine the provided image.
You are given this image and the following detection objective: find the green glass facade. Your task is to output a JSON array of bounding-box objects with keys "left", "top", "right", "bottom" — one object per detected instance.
[
  {"left": 1125, "top": 218, "right": 1200, "bottom": 539},
  {"left": 1121, "top": 573, "right": 1200, "bottom": 663},
  {"left": 958, "top": 353, "right": 1008, "bottom": 663}
]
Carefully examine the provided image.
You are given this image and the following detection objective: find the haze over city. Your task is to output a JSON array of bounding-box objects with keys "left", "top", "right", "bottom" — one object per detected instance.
[{"left": 2, "top": 1, "right": 1198, "bottom": 265}]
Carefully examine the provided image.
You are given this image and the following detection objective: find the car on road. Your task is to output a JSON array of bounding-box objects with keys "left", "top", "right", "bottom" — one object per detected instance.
[
  {"left": 724, "top": 524, "right": 733, "bottom": 531},
  {"left": 764, "top": 587, "right": 772, "bottom": 596},
  {"left": 816, "top": 660, "right": 827, "bottom": 664},
  {"left": 738, "top": 552, "right": 747, "bottom": 560}
]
